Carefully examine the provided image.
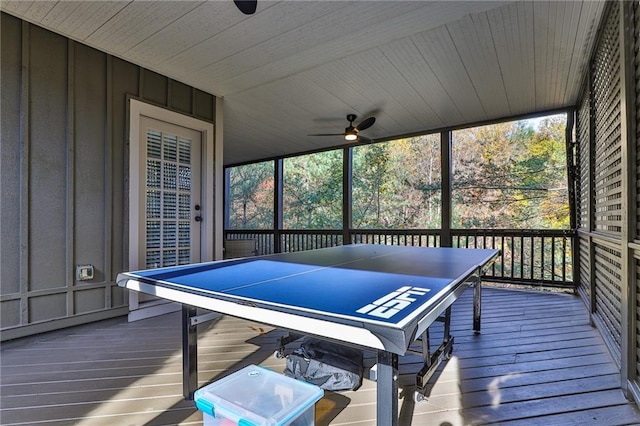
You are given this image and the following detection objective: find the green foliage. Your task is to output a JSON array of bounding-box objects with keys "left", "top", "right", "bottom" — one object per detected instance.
[
  {"left": 353, "top": 135, "right": 441, "bottom": 228},
  {"left": 226, "top": 115, "right": 570, "bottom": 231},
  {"left": 227, "top": 162, "right": 274, "bottom": 229},
  {"left": 452, "top": 115, "right": 569, "bottom": 229},
  {"left": 283, "top": 150, "right": 342, "bottom": 229}
]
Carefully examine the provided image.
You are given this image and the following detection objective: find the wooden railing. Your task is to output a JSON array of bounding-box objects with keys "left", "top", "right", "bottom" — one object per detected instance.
[
  {"left": 350, "top": 229, "right": 441, "bottom": 247},
  {"left": 225, "top": 228, "right": 576, "bottom": 289},
  {"left": 224, "top": 230, "right": 276, "bottom": 255},
  {"left": 281, "top": 230, "right": 344, "bottom": 253},
  {"left": 451, "top": 229, "right": 574, "bottom": 287}
]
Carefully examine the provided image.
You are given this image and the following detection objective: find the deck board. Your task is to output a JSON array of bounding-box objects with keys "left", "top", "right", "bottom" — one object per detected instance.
[{"left": 2, "top": 287, "right": 640, "bottom": 425}]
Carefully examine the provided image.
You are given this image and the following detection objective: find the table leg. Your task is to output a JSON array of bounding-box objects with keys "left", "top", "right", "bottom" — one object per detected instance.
[
  {"left": 376, "top": 350, "right": 398, "bottom": 426},
  {"left": 182, "top": 305, "right": 198, "bottom": 399},
  {"left": 473, "top": 273, "right": 482, "bottom": 333}
]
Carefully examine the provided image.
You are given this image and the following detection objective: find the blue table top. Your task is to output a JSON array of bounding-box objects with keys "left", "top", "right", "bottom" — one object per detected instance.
[{"left": 124, "top": 244, "right": 499, "bottom": 327}]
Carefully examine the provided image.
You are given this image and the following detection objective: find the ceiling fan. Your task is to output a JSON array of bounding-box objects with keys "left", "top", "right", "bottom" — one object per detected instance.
[
  {"left": 233, "top": 0, "right": 257, "bottom": 14},
  {"left": 309, "top": 114, "right": 376, "bottom": 143}
]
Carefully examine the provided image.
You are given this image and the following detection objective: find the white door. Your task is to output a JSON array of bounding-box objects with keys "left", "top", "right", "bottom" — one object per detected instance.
[{"left": 128, "top": 99, "right": 220, "bottom": 321}]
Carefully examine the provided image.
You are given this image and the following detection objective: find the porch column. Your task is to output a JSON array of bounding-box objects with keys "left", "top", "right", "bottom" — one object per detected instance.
[
  {"left": 223, "top": 168, "right": 231, "bottom": 230},
  {"left": 441, "top": 131, "right": 453, "bottom": 247},
  {"left": 343, "top": 147, "right": 353, "bottom": 245},
  {"left": 274, "top": 158, "right": 284, "bottom": 253}
]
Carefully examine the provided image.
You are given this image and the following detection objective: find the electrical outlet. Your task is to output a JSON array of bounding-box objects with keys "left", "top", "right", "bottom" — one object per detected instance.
[{"left": 76, "top": 264, "right": 94, "bottom": 281}]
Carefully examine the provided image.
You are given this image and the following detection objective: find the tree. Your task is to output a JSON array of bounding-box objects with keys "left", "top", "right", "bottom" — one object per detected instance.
[
  {"left": 228, "top": 162, "right": 273, "bottom": 229},
  {"left": 353, "top": 143, "right": 390, "bottom": 227},
  {"left": 283, "top": 151, "right": 342, "bottom": 229},
  {"left": 452, "top": 116, "right": 569, "bottom": 229},
  {"left": 353, "top": 135, "right": 441, "bottom": 229},
  {"left": 227, "top": 115, "right": 569, "bottom": 232}
]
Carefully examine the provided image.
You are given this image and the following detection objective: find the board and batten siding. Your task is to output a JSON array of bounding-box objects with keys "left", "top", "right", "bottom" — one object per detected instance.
[{"left": 0, "top": 12, "right": 217, "bottom": 340}]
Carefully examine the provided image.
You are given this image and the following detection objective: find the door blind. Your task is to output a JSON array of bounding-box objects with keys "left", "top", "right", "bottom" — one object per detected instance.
[{"left": 145, "top": 130, "right": 193, "bottom": 268}]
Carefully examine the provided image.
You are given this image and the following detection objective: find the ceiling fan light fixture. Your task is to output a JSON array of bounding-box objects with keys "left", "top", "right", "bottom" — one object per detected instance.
[
  {"left": 344, "top": 132, "right": 358, "bottom": 141},
  {"left": 308, "top": 113, "right": 376, "bottom": 143}
]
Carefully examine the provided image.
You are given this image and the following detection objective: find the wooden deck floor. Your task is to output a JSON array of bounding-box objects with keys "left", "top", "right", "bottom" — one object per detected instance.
[{"left": 2, "top": 287, "right": 640, "bottom": 425}]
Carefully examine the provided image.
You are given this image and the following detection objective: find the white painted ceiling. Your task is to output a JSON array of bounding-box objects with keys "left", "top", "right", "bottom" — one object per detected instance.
[{"left": 2, "top": 1, "right": 605, "bottom": 165}]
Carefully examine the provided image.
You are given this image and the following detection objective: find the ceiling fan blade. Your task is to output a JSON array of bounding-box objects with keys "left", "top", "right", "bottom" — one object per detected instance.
[
  {"left": 357, "top": 136, "right": 373, "bottom": 144},
  {"left": 355, "top": 116, "right": 376, "bottom": 131},
  {"left": 308, "top": 133, "right": 345, "bottom": 137},
  {"left": 234, "top": 0, "right": 257, "bottom": 14}
]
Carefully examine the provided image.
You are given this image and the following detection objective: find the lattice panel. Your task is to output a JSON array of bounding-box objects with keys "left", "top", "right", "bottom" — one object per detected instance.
[
  {"left": 577, "top": 89, "right": 591, "bottom": 230},
  {"left": 594, "top": 242, "right": 622, "bottom": 355},
  {"left": 592, "top": 1, "right": 622, "bottom": 235},
  {"left": 577, "top": 236, "right": 592, "bottom": 304},
  {"left": 635, "top": 0, "right": 640, "bottom": 241},
  {"left": 632, "top": 0, "right": 640, "bottom": 383},
  {"left": 636, "top": 258, "right": 640, "bottom": 379}
]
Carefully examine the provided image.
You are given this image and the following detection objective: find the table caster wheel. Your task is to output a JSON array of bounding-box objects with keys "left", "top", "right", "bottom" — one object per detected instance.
[
  {"left": 413, "top": 391, "right": 425, "bottom": 403},
  {"left": 274, "top": 350, "right": 285, "bottom": 359}
]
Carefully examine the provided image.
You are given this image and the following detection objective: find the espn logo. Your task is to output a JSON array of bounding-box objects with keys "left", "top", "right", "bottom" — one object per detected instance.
[{"left": 356, "top": 286, "right": 431, "bottom": 319}]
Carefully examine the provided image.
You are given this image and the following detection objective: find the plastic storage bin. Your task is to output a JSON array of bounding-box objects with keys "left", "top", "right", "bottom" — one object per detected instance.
[{"left": 194, "top": 364, "right": 324, "bottom": 426}]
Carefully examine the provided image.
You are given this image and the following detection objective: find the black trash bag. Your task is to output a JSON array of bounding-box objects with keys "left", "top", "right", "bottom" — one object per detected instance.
[{"left": 284, "top": 337, "right": 364, "bottom": 391}]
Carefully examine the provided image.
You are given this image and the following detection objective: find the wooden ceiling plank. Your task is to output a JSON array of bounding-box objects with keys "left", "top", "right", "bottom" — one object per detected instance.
[
  {"left": 379, "top": 38, "right": 463, "bottom": 126},
  {"left": 563, "top": 1, "right": 604, "bottom": 106},
  {"left": 533, "top": 0, "right": 554, "bottom": 112},
  {"left": 355, "top": 48, "right": 445, "bottom": 131},
  {"left": 59, "top": 1, "right": 130, "bottom": 41},
  {"left": 487, "top": 2, "right": 535, "bottom": 117},
  {"left": 2, "top": 1, "right": 53, "bottom": 23},
  {"left": 211, "top": 2, "right": 510, "bottom": 96},
  {"left": 164, "top": 2, "right": 351, "bottom": 78},
  {"left": 195, "top": 2, "right": 423, "bottom": 88},
  {"left": 86, "top": 1, "right": 206, "bottom": 56},
  {"left": 412, "top": 25, "right": 487, "bottom": 124},
  {"left": 448, "top": 11, "right": 511, "bottom": 120}
]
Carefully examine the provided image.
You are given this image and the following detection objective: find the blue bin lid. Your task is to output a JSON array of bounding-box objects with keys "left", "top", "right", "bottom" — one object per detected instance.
[{"left": 195, "top": 365, "right": 324, "bottom": 426}]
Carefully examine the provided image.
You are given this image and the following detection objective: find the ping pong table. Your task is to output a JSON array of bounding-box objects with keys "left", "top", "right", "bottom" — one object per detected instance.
[{"left": 117, "top": 244, "right": 499, "bottom": 425}]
